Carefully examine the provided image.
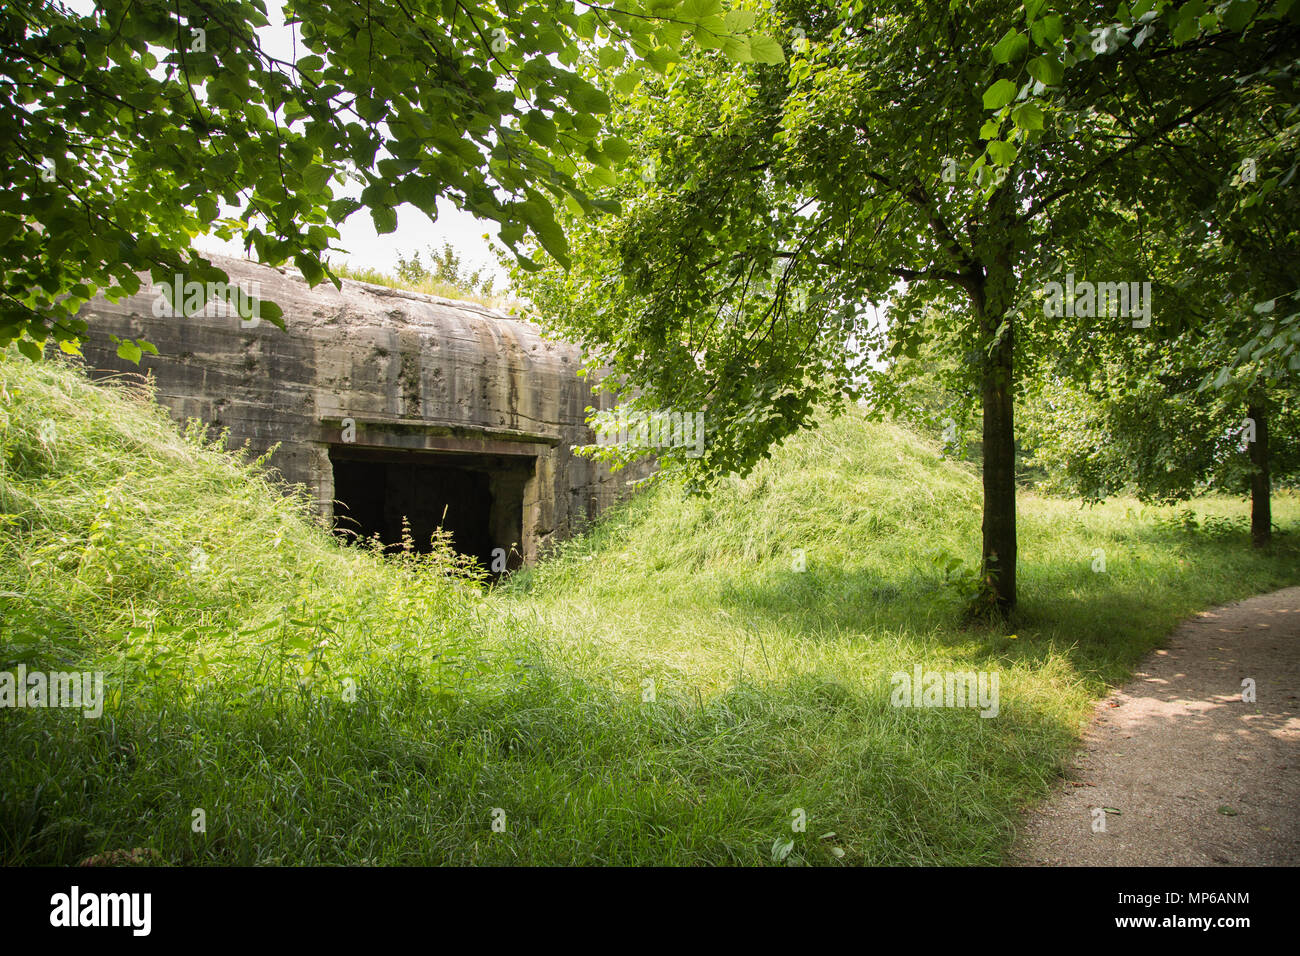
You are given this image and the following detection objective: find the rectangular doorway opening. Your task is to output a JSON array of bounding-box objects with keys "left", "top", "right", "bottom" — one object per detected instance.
[{"left": 329, "top": 446, "right": 532, "bottom": 572}]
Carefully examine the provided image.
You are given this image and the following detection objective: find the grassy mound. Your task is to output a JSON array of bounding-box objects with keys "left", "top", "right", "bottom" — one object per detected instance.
[{"left": 2, "top": 349, "right": 1296, "bottom": 865}]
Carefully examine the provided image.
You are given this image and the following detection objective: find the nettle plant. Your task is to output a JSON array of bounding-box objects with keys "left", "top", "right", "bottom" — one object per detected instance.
[{"left": 1, "top": 0, "right": 780, "bottom": 359}]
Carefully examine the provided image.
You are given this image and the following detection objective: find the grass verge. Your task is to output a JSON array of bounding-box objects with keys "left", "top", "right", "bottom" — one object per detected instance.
[{"left": 2, "top": 350, "right": 1296, "bottom": 864}]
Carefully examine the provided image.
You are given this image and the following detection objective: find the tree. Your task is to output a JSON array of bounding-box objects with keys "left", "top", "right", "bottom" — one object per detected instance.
[
  {"left": 1013, "top": 0, "right": 1300, "bottom": 544},
  {"left": 1017, "top": 221, "right": 1300, "bottom": 546},
  {"left": 1019, "top": 314, "right": 1300, "bottom": 540},
  {"left": 996, "top": 0, "right": 1299, "bottom": 548},
  {"left": 1, "top": 0, "right": 776, "bottom": 358},
  {"left": 519, "top": 0, "right": 1293, "bottom": 614}
]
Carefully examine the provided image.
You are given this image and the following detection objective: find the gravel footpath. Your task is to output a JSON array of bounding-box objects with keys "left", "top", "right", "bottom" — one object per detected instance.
[{"left": 1014, "top": 586, "right": 1300, "bottom": 866}]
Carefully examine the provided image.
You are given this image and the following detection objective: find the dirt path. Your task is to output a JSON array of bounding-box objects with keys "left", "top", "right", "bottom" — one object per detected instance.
[{"left": 1014, "top": 586, "right": 1300, "bottom": 866}]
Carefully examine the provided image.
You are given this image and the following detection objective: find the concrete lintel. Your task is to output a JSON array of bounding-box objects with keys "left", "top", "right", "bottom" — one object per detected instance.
[
  {"left": 324, "top": 427, "right": 552, "bottom": 457},
  {"left": 319, "top": 415, "right": 562, "bottom": 454}
]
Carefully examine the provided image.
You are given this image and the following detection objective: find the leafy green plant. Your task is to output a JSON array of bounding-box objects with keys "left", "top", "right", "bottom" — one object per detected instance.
[{"left": 396, "top": 243, "right": 497, "bottom": 299}]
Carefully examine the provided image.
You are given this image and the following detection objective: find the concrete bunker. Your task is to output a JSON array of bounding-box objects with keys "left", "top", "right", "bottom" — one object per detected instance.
[{"left": 75, "top": 254, "right": 650, "bottom": 569}]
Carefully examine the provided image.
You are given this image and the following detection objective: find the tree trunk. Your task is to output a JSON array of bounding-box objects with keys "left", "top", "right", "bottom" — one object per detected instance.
[
  {"left": 1248, "top": 401, "right": 1271, "bottom": 548},
  {"left": 974, "top": 277, "right": 1017, "bottom": 615}
]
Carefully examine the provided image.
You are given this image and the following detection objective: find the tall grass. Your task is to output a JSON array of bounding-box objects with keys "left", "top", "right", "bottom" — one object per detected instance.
[
  {"left": 2, "top": 349, "right": 1296, "bottom": 865},
  {"left": 324, "top": 259, "right": 515, "bottom": 311}
]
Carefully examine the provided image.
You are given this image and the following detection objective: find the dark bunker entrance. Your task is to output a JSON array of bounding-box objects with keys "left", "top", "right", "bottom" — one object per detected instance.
[{"left": 329, "top": 446, "right": 531, "bottom": 572}]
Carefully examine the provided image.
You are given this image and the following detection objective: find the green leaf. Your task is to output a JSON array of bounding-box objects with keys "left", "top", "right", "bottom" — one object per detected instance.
[
  {"left": 302, "top": 164, "right": 332, "bottom": 192},
  {"left": 614, "top": 71, "right": 641, "bottom": 94},
  {"left": 991, "top": 29, "right": 1029, "bottom": 64},
  {"left": 982, "top": 79, "right": 1018, "bottom": 110},
  {"left": 987, "top": 140, "right": 1017, "bottom": 166},
  {"left": 1026, "top": 55, "right": 1064, "bottom": 86},
  {"left": 354, "top": 96, "right": 386, "bottom": 122},
  {"left": 257, "top": 301, "right": 284, "bottom": 327},
  {"left": 748, "top": 34, "right": 785, "bottom": 65},
  {"left": 1011, "top": 102, "right": 1044, "bottom": 130},
  {"left": 568, "top": 81, "right": 611, "bottom": 114},
  {"left": 644, "top": 47, "right": 677, "bottom": 74},
  {"left": 724, "top": 10, "right": 756, "bottom": 32},
  {"left": 1222, "top": 0, "right": 1259, "bottom": 32},
  {"left": 116, "top": 340, "right": 143, "bottom": 363},
  {"left": 294, "top": 253, "right": 326, "bottom": 285},
  {"left": 695, "top": 17, "right": 728, "bottom": 50},
  {"left": 721, "top": 35, "right": 754, "bottom": 63},
  {"left": 536, "top": 27, "right": 566, "bottom": 56},
  {"left": 522, "top": 111, "right": 558, "bottom": 147},
  {"left": 520, "top": 200, "right": 570, "bottom": 269},
  {"left": 597, "top": 46, "right": 625, "bottom": 70},
  {"left": 371, "top": 205, "right": 397, "bottom": 234},
  {"left": 681, "top": 0, "right": 724, "bottom": 19},
  {"left": 601, "top": 136, "right": 633, "bottom": 163},
  {"left": 1173, "top": 1, "right": 1206, "bottom": 43},
  {"left": 328, "top": 198, "right": 363, "bottom": 222},
  {"left": 588, "top": 164, "right": 618, "bottom": 188},
  {"left": 1030, "top": 15, "right": 1064, "bottom": 48}
]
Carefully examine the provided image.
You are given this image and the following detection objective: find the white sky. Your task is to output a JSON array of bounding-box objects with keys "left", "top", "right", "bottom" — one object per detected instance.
[{"left": 70, "top": 0, "right": 506, "bottom": 282}]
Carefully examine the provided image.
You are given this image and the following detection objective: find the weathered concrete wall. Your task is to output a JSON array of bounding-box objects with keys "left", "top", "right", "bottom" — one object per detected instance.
[{"left": 74, "top": 254, "right": 640, "bottom": 563}]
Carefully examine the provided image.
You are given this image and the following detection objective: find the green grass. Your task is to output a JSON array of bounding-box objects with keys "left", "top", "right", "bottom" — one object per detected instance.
[
  {"left": 2, "top": 349, "right": 1297, "bottom": 865},
  {"left": 325, "top": 259, "right": 516, "bottom": 311}
]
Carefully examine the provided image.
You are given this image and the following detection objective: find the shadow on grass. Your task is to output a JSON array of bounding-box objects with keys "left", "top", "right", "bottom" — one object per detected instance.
[
  {"left": 707, "top": 528, "right": 1300, "bottom": 691},
  {"left": 0, "top": 649, "right": 1077, "bottom": 867}
]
